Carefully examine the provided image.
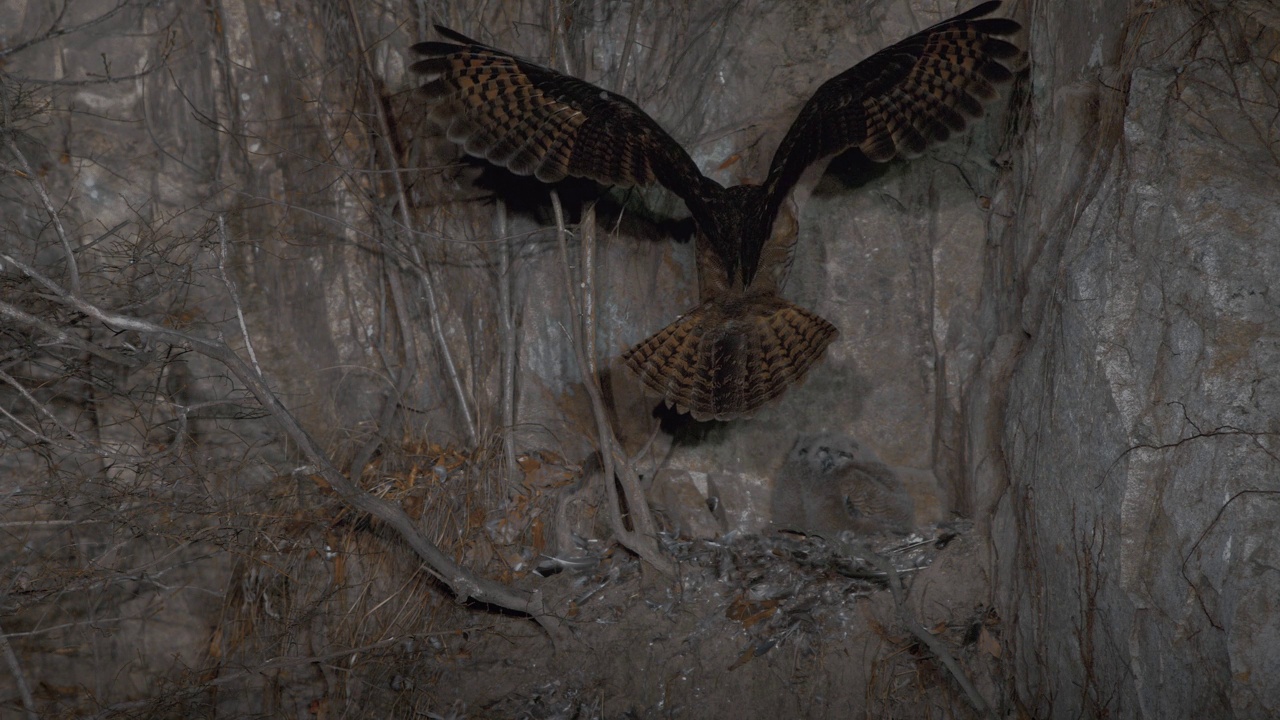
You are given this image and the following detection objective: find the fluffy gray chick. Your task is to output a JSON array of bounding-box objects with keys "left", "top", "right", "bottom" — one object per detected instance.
[{"left": 772, "top": 433, "right": 915, "bottom": 537}]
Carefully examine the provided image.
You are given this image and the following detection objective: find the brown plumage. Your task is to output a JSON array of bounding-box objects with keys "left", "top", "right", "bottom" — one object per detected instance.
[
  {"left": 412, "top": 2, "right": 1021, "bottom": 421},
  {"left": 626, "top": 293, "right": 838, "bottom": 422}
]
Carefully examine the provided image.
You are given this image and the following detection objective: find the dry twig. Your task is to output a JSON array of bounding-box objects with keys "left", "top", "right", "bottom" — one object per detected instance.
[
  {"left": 344, "top": 0, "right": 477, "bottom": 446},
  {"left": 215, "top": 214, "right": 262, "bottom": 377},
  {"left": 850, "top": 539, "right": 993, "bottom": 718},
  {"left": 6, "top": 136, "right": 79, "bottom": 294},
  {"left": 1, "top": 251, "right": 568, "bottom": 645},
  {"left": 495, "top": 199, "right": 520, "bottom": 490},
  {"left": 550, "top": 193, "right": 672, "bottom": 576},
  {"left": 0, "top": 618, "right": 39, "bottom": 720}
]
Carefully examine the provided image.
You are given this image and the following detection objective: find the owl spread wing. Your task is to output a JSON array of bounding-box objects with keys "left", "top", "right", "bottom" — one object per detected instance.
[
  {"left": 767, "top": 1, "right": 1021, "bottom": 186},
  {"left": 411, "top": 27, "right": 714, "bottom": 208},
  {"left": 414, "top": 8, "right": 1022, "bottom": 423},
  {"left": 744, "top": 0, "right": 1022, "bottom": 279}
]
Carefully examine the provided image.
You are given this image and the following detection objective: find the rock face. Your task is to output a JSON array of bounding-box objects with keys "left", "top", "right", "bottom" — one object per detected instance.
[
  {"left": 1, "top": 0, "right": 1277, "bottom": 717},
  {"left": 987, "top": 4, "right": 1280, "bottom": 718}
]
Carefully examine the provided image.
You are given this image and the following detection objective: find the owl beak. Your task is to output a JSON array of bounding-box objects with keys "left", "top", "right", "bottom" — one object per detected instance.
[{"left": 817, "top": 449, "right": 834, "bottom": 473}]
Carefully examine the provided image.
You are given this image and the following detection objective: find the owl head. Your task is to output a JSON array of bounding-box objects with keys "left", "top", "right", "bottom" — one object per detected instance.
[{"left": 787, "top": 433, "right": 866, "bottom": 474}]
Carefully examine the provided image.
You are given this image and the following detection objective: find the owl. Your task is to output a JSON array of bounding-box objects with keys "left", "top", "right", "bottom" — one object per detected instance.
[
  {"left": 773, "top": 433, "right": 915, "bottom": 537},
  {"left": 412, "top": 3, "right": 1021, "bottom": 421}
]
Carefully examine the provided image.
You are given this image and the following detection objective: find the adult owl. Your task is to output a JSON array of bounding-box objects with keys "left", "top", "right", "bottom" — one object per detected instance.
[{"left": 412, "top": 2, "right": 1021, "bottom": 421}]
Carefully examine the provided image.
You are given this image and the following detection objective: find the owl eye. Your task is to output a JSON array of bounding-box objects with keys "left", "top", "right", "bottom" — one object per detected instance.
[
  {"left": 797, "top": 448, "right": 808, "bottom": 456},
  {"left": 837, "top": 451, "right": 852, "bottom": 460}
]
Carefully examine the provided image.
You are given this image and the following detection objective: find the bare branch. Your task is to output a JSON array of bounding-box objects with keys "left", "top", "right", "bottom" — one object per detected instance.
[
  {"left": 613, "top": 0, "right": 645, "bottom": 94},
  {"left": 0, "top": 251, "right": 568, "bottom": 642},
  {"left": 550, "top": 192, "right": 671, "bottom": 576},
  {"left": 0, "top": 618, "right": 39, "bottom": 720},
  {"left": 215, "top": 215, "right": 262, "bottom": 377},
  {"left": 349, "top": 262, "right": 420, "bottom": 483},
  {"left": 0, "top": 299, "right": 138, "bottom": 367},
  {"left": 343, "top": 0, "right": 478, "bottom": 446},
  {"left": 0, "top": 0, "right": 131, "bottom": 59},
  {"left": 579, "top": 204, "right": 667, "bottom": 563},
  {"left": 0, "top": 368, "right": 97, "bottom": 452},
  {"left": 496, "top": 199, "right": 520, "bottom": 490},
  {"left": 6, "top": 135, "right": 80, "bottom": 294}
]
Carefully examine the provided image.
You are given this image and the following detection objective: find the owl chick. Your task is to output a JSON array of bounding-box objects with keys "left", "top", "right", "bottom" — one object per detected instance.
[{"left": 772, "top": 433, "right": 915, "bottom": 537}]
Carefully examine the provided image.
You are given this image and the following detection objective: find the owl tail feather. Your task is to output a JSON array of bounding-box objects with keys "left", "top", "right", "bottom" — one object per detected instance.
[{"left": 621, "top": 294, "right": 838, "bottom": 422}]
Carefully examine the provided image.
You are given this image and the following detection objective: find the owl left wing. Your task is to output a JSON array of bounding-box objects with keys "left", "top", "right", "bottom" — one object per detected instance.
[
  {"left": 757, "top": 1, "right": 1022, "bottom": 259},
  {"left": 411, "top": 27, "right": 713, "bottom": 208}
]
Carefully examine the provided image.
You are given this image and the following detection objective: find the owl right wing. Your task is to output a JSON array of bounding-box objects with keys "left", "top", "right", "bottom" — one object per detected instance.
[
  {"left": 741, "top": 1, "right": 1022, "bottom": 282},
  {"left": 764, "top": 1, "right": 1021, "bottom": 188},
  {"left": 411, "top": 27, "right": 715, "bottom": 209}
]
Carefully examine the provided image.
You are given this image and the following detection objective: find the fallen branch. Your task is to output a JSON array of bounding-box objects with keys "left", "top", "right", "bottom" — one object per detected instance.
[
  {"left": 1, "top": 252, "right": 568, "bottom": 645},
  {"left": 850, "top": 539, "right": 993, "bottom": 718}
]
